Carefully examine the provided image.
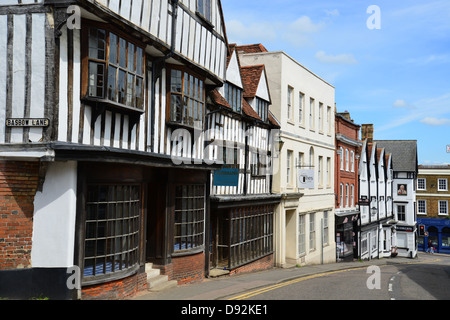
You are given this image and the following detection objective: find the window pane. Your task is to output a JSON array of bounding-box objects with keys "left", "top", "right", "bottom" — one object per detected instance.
[
  {"left": 107, "top": 66, "right": 117, "bottom": 101},
  {"left": 136, "top": 47, "right": 144, "bottom": 75},
  {"left": 126, "top": 73, "right": 134, "bottom": 107},
  {"left": 109, "top": 33, "right": 118, "bottom": 64},
  {"left": 128, "top": 43, "right": 135, "bottom": 72},
  {"left": 88, "top": 62, "right": 105, "bottom": 98},
  {"left": 135, "top": 77, "right": 144, "bottom": 109},
  {"left": 89, "top": 28, "right": 106, "bottom": 60},
  {"left": 171, "top": 95, "right": 182, "bottom": 122},
  {"left": 119, "top": 38, "right": 127, "bottom": 68},
  {"left": 118, "top": 69, "right": 126, "bottom": 104}
]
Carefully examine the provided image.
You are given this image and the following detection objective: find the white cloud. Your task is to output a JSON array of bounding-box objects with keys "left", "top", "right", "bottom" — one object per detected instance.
[
  {"left": 393, "top": 99, "right": 415, "bottom": 109},
  {"left": 325, "top": 9, "right": 340, "bottom": 17},
  {"left": 420, "top": 117, "right": 450, "bottom": 126},
  {"left": 315, "top": 50, "right": 358, "bottom": 65},
  {"left": 225, "top": 20, "right": 278, "bottom": 45}
]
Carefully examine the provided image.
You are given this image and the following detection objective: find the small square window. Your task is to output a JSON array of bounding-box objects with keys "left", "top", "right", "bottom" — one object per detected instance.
[{"left": 417, "top": 178, "right": 426, "bottom": 190}]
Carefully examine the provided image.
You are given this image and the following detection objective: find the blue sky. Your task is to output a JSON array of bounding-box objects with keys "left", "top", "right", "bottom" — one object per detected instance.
[{"left": 221, "top": 0, "right": 450, "bottom": 165}]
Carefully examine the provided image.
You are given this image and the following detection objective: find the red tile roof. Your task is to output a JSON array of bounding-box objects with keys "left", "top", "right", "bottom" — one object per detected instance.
[
  {"left": 235, "top": 43, "right": 268, "bottom": 53},
  {"left": 240, "top": 65, "right": 265, "bottom": 98}
]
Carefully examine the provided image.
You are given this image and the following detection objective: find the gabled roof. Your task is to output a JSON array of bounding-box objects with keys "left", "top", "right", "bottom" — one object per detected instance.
[
  {"left": 240, "top": 65, "right": 265, "bottom": 98},
  {"left": 374, "top": 140, "right": 418, "bottom": 172},
  {"left": 235, "top": 43, "right": 269, "bottom": 54}
]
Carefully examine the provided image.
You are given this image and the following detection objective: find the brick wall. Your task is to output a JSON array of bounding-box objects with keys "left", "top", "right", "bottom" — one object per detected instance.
[
  {"left": 82, "top": 272, "right": 148, "bottom": 300},
  {"left": 159, "top": 252, "right": 205, "bottom": 285},
  {"left": 229, "top": 254, "right": 273, "bottom": 276},
  {"left": 0, "top": 161, "right": 40, "bottom": 270}
]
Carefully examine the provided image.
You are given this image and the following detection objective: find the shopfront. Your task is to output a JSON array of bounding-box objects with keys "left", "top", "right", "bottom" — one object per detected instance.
[
  {"left": 418, "top": 218, "right": 450, "bottom": 254},
  {"left": 335, "top": 213, "right": 359, "bottom": 262}
]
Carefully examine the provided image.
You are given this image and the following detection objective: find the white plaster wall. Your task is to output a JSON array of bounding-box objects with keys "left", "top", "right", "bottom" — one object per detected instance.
[{"left": 31, "top": 161, "right": 78, "bottom": 268}]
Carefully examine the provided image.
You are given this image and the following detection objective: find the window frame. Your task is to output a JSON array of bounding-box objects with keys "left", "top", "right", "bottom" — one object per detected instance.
[
  {"left": 439, "top": 200, "right": 448, "bottom": 216},
  {"left": 167, "top": 65, "right": 206, "bottom": 129},
  {"left": 397, "top": 204, "right": 406, "bottom": 221},
  {"left": 81, "top": 19, "right": 146, "bottom": 114},
  {"left": 196, "top": 0, "right": 212, "bottom": 24},
  {"left": 173, "top": 184, "right": 206, "bottom": 253},
  {"left": 81, "top": 184, "right": 142, "bottom": 285},
  {"left": 417, "top": 178, "right": 426, "bottom": 190},
  {"left": 417, "top": 199, "right": 427, "bottom": 215},
  {"left": 438, "top": 178, "right": 448, "bottom": 191},
  {"left": 224, "top": 82, "right": 242, "bottom": 113}
]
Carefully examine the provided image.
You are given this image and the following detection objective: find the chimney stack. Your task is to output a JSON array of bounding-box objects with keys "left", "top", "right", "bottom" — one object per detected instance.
[{"left": 361, "top": 124, "right": 374, "bottom": 144}]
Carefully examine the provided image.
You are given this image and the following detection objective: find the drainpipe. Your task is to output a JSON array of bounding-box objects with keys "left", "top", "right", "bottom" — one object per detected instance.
[{"left": 150, "top": 0, "right": 179, "bottom": 153}]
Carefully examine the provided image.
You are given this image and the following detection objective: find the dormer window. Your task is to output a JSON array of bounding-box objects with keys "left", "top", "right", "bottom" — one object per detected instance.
[
  {"left": 224, "top": 82, "right": 242, "bottom": 113},
  {"left": 255, "top": 98, "right": 269, "bottom": 122}
]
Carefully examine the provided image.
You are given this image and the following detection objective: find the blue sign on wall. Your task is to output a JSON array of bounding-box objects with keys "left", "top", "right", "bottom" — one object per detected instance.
[{"left": 213, "top": 168, "right": 239, "bottom": 187}]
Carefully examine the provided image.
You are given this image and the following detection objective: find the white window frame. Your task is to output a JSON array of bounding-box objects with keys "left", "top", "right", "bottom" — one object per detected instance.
[
  {"left": 298, "top": 214, "right": 306, "bottom": 255},
  {"left": 345, "top": 149, "right": 349, "bottom": 171},
  {"left": 309, "top": 213, "right": 316, "bottom": 251},
  {"left": 340, "top": 147, "right": 344, "bottom": 170},
  {"left": 287, "top": 150, "right": 293, "bottom": 186},
  {"left": 345, "top": 183, "right": 349, "bottom": 207},
  {"left": 438, "top": 179, "right": 448, "bottom": 191},
  {"left": 417, "top": 178, "right": 426, "bottom": 190},
  {"left": 351, "top": 184, "right": 355, "bottom": 207},
  {"left": 417, "top": 199, "right": 427, "bottom": 215},
  {"left": 439, "top": 200, "right": 448, "bottom": 215},
  {"left": 340, "top": 183, "right": 344, "bottom": 208},
  {"left": 350, "top": 150, "right": 355, "bottom": 172},
  {"left": 287, "top": 86, "right": 293, "bottom": 121},
  {"left": 299, "top": 92, "right": 305, "bottom": 125}
]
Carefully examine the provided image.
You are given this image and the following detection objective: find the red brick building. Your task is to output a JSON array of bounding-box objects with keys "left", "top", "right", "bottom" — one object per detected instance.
[{"left": 335, "top": 111, "right": 362, "bottom": 261}]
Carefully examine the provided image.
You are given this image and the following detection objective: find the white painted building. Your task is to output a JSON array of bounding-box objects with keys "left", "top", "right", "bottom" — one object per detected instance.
[{"left": 237, "top": 46, "right": 336, "bottom": 267}]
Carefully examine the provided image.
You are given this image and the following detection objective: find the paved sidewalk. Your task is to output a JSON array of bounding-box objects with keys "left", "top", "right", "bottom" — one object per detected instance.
[{"left": 132, "top": 253, "right": 439, "bottom": 300}]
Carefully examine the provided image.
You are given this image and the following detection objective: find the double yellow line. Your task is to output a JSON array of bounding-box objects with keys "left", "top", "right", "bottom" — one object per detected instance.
[
  {"left": 228, "top": 267, "right": 368, "bottom": 300},
  {"left": 228, "top": 258, "right": 442, "bottom": 300}
]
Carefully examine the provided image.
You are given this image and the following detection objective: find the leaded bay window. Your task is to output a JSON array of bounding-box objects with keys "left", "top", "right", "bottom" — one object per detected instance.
[
  {"left": 82, "top": 21, "right": 145, "bottom": 111},
  {"left": 174, "top": 185, "right": 206, "bottom": 252},
  {"left": 169, "top": 68, "right": 205, "bottom": 128},
  {"left": 83, "top": 185, "right": 141, "bottom": 282}
]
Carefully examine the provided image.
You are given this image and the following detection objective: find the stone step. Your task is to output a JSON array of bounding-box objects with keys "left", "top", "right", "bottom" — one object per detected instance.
[
  {"left": 145, "top": 263, "right": 177, "bottom": 292},
  {"left": 147, "top": 274, "right": 178, "bottom": 292}
]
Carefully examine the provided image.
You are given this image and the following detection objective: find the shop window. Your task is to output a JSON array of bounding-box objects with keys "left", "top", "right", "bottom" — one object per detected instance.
[
  {"left": 83, "top": 185, "right": 141, "bottom": 283},
  {"left": 168, "top": 67, "right": 205, "bottom": 128},
  {"left": 174, "top": 185, "right": 205, "bottom": 252},
  {"left": 82, "top": 21, "right": 145, "bottom": 112},
  {"left": 215, "top": 206, "right": 274, "bottom": 269}
]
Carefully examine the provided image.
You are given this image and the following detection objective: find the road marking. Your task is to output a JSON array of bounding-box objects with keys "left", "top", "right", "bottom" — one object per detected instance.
[
  {"left": 228, "top": 267, "right": 368, "bottom": 300},
  {"left": 228, "top": 258, "right": 443, "bottom": 300},
  {"left": 388, "top": 283, "right": 393, "bottom": 292}
]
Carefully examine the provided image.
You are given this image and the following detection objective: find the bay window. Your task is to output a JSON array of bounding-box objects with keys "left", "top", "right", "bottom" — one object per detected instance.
[
  {"left": 169, "top": 67, "right": 205, "bottom": 128},
  {"left": 82, "top": 21, "right": 145, "bottom": 111}
]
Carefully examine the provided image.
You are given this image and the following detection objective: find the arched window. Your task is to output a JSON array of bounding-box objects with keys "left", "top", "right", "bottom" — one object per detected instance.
[
  {"left": 345, "top": 149, "right": 349, "bottom": 171},
  {"left": 340, "top": 147, "right": 344, "bottom": 170}
]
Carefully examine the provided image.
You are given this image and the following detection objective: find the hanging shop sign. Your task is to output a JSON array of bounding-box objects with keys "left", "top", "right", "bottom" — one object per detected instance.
[
  {"left": 298, "top": 169, "right": 314, "bottom": 189},
  {"left": 6, "top": 118, "right": 50, "bottom": 127}
]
